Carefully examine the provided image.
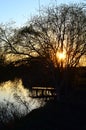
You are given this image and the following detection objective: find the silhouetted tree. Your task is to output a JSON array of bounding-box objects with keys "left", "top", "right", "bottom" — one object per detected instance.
[
  {"left": 11, "top": 4, "right": 86, "bottom": 67},
  {"left": 0, "top": 4, "right": 86, "bottom": 100},
  {"left": 11, "top": 4, "right": 85, "bottom": 100}
]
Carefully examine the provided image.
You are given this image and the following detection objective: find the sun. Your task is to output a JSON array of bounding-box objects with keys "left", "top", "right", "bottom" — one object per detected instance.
[{"left": 56, "top": 51, "right": 66, "bottom": 61}]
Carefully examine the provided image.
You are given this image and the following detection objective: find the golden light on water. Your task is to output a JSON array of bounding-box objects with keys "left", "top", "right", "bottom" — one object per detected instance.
[{"left": 0, "top": 79, "right": 44, "bottom": 110}]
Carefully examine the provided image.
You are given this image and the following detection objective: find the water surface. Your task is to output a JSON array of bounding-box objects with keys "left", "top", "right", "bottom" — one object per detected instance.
[{"left": 0, "top": 79, "right": 44, "bottom": 122}]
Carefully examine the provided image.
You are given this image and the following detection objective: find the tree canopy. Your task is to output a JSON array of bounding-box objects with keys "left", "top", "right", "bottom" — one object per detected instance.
[
  {"left": 0, "top": 4, "right": 86, "bottom": 67},
  {"left": 0, "top": 3, "right": 86, "bottom": 100}
]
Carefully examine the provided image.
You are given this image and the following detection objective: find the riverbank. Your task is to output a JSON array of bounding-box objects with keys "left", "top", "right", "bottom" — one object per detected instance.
[{"left": 9, "top": 100, "right": 86, "bottom": 130}]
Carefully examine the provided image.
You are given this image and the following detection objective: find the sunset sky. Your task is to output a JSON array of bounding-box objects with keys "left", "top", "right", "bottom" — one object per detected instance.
[{"left": 0, "top": 0, "right": 83, "bottom": 27}]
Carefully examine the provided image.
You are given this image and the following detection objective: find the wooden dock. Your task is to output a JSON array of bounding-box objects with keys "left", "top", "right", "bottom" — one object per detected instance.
[{"left": 29, "top": 87, "right": 57, "bottom": 101}]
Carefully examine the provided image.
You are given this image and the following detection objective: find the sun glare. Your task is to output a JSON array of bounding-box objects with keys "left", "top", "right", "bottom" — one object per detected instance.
[{"left": 56, "top": 51, "right": 66, "bottom": 61}]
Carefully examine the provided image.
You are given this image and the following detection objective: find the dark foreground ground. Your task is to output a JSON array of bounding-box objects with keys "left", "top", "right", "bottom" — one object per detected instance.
[{"left": 1, "top": 99, "right": 86, "bottom": 130}]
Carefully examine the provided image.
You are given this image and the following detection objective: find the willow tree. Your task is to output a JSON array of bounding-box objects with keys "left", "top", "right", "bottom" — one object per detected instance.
[{"left": 2, "top": 4, "right": 86, "bottom": 100}]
